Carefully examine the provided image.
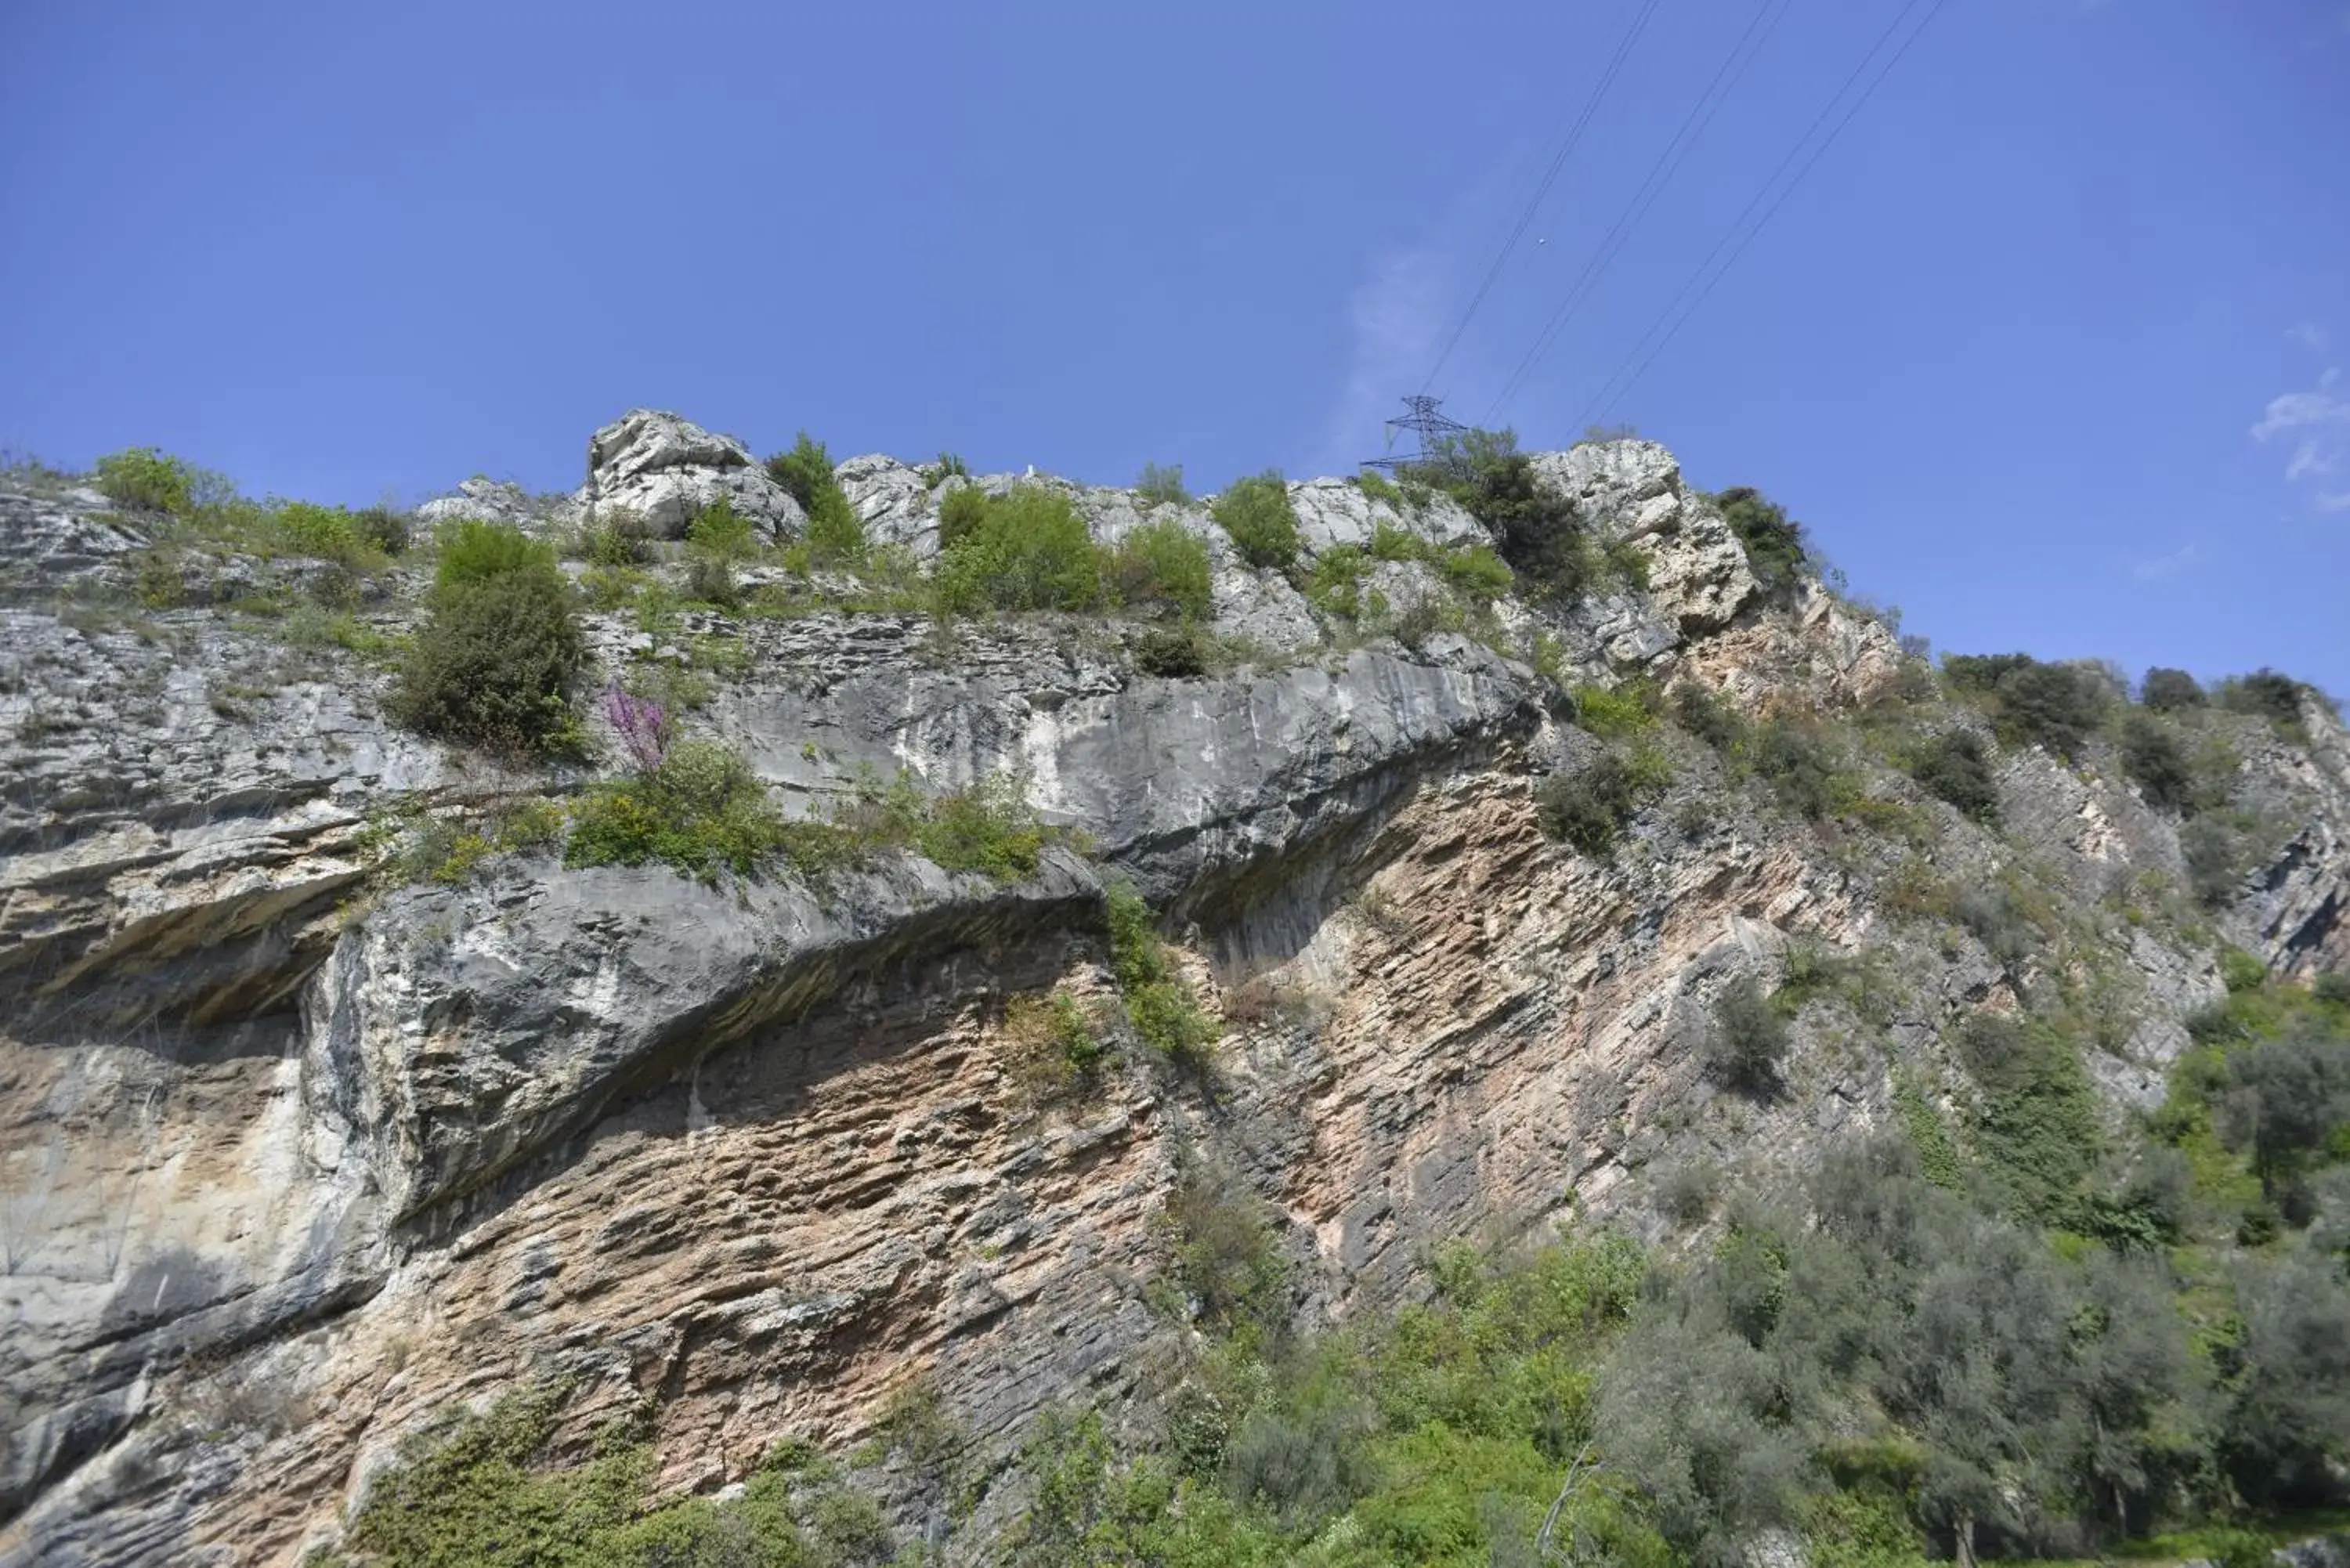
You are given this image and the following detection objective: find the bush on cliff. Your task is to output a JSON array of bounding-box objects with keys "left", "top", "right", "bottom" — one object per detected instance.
[
  {"left": 391, "top": 522, "right": 584, "bottom": 756},
  {"left": 1212, "top": 471, "right": 1303, "bottom": 573},
  {"left": 1943, "top": 652, "right": 2113, "bottom": 760},
  {"left": 1711, "top": 486, "right": 1810, "bottom": 601},
  {"left": 1110, "top": 518, "right": 1213, "bottom": 620},
  {"left": 1406, "top": 427, "right": 1592, "bottom": 602},
  {"left": 934, "top": 485, "right": 1104, "bottom": 613},
  {"left": 765, "top": 431, "right": 866, "bottom": 565}
]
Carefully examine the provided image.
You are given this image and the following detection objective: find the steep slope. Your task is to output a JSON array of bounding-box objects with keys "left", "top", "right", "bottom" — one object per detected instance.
[{"left": 1, "top": 425, "right": 2343, "bottom": 1565}]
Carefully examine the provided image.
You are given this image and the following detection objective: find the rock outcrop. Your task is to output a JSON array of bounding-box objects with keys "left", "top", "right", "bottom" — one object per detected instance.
[
  {"left": 2, "top": 425, "right": 2344, "bottom": 1566},
  {"left": 576, "top": 410, "right": 806, "bottom": 540}
]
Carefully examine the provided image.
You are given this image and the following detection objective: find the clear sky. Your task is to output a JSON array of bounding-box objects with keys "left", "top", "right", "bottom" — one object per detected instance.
[{"left": 2, "top": 0, "right": 2344, "bottom": 694}]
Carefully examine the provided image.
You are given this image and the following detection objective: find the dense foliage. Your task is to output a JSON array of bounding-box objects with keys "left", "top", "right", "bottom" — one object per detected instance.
[
  {"left": 935, "top": 485, "right": 1105, "bottom": 612},
  {"left": 390, "top": 522, "right": 584, "bottom": 755},
  {"left": 766, "top": 432, "right": 867, "bottom": 565},
  {"left": 1211, "top": 471, "right": 1302, "bottom": 572},
  {"left": 1711, "top": 486, "right": 1810, "bottom": 601},
  {"left": 1405, "top": 428, "right": 1593, "bottom": 602},
  {"left": 1943, "top": 652, "right": 2113, "bottom": 759}
]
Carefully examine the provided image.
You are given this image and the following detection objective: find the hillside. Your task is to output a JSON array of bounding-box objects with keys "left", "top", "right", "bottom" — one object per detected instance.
[{"left": 2, "top": 415, "right": 2345, "bottom": 1567}]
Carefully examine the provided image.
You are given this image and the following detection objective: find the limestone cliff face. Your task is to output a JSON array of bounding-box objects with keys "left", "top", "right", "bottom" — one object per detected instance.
[{"left": 2, "top": 430, "right": 2344, "bottom": 1565}]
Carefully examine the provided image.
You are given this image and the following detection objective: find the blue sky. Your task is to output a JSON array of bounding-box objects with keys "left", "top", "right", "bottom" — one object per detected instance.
[{"left": 2, "top": 0, "right": 2344, "bottom": 694}]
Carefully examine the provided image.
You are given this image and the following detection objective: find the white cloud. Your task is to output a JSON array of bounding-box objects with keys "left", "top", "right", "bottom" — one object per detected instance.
[
  {"left": 2128, "top": 541, "right": 2202, "bottom": 582},
  {"left": 2289, "top": 321, "right": 2329, "bottom": 351},
  {"left": 2251, "top": 367, "right": 2350, "bottom": 517},
  {"left": 2287, "top": 439, "right": 2334, "bottom": 482}
]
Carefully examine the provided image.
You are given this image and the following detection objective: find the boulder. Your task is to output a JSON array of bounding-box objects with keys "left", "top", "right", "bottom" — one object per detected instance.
[
  {"left": 414, "top": 477, "right": 550, "bottom": 535},
  {"left": 577, "top": 409, "right": 805, "bottom": 541}
]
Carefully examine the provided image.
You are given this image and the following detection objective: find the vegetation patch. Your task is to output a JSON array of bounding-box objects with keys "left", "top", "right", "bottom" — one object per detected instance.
[
  {"left": 1211, "top": 471, "right": 1302, "bottom": 572},
  {"left": 765, "top": 432, "right": 867, "bottom": 566},
  {"left": 390, "top": 521, "right": 584, "bottom": 757},
  {"left": 1710, "top": 486, "right": 1810, "bottom": 600},
  {"left": 934, "top": 485, "right": 1104, "bottom": 613},
  {"left": 1104, "top": 879, "right": 1216, "bottom": 1069},
  {"left": 1943, "top": 652, "right": 2113, "bottom": 759}
]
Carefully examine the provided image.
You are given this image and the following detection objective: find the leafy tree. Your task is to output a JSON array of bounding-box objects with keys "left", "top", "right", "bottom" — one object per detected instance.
[
  {"left": 2219, "top": 1021, "right": 2350, "bottom": 1198},
  {"left": 2215, "top": 668, "right": 2308, "bottom": 728},
  {"left": 93, "top": 446, "right": 197, "bottom": 513},
  {"left": 2141, "top": 667, "right": 2205, "bottom": 711},
  {"left": 1905, "top": 728, "right": 2001, "bottom": 822},
  {"left": 1945, "top": 653, "right": 2113, "bottom": 760},
  {"left": 2224, "top": 1255, "right": 2350, "bottom": 1505}
]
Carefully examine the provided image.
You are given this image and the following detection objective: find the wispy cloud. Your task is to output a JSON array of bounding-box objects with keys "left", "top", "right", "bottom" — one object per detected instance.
[
  {"left": 2290, "top": 321, "right": 2330, "bottom": 351},
  {"left": 2251, "top": 359, "right": 2350, "bottom": 515},
  {"left": 2128, "top": 541, "right": 2202, "bottom": 582},
  {"left": 1315, "top": 242, "right": 1454, "bottom": 479}
]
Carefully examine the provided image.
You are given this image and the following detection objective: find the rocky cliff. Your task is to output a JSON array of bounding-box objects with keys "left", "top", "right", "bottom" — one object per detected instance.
[{"left": 2, "top": 417, "right": 2344, "bottom": 1565}]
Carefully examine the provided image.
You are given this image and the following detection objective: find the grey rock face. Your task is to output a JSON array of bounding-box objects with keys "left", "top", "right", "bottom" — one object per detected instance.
[
  {"left": 1286, "top": 477, "right": 1486, "bottom": 559},
  {"left": 313, "top": 847, "right": 1106, "bottom": 1220},
  {"left": 577, "top": 409, "right": 806, "bottom": 540},
  {"left": 1532, "top": 440, "right": 1759, "bottom": 634},
  {"left": 835, "top": 453, "right": 940, "bottom": 556},
  {"left": 414, "top": 476, "right": 552, "bottom": 535}
]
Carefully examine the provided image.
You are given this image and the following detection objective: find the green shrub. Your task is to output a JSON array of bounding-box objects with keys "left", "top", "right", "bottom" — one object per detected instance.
[
  {"left": 1950, "top": 1013, "right": 2102, "bottom": 1223},
  {"left": 1406, "top": 428, "right": 1589, "bottom": 602},
  {"left": 1944, "top": 652, "right": 2113, "bottom": 759},
  {"left": 1354, "top": 469, "right": 1404, "bottom": 507},
  {"left": 1367, "top": 521, "right": 1421, "bottom": 562},
  {"left": 435, "top": 517, "right": 556, "bottom": 591},
  {"left": 1164, "top": 1165, "right": 1291, "bottom": 1335},
  {"left": 93, "top": 446, "right": 195, "bottom": 513},
  {"left": 684, "top": 553, "right": 739, "bottom": 609},
  {"left": 1434, "top": 542, "right": 1513, "bottom": 602},
  {"left": 931, "top": 450, "right": 970, "bottom": 481},
  {"left": 392, "top": 531, "right": 584, "bottom": 756},
  {"left": 1106, "top": 879, "right": 1216, "bottom": 1068},
  {"left": 1112, "top": 519, "right": 1213, "bottom": 620},
  {"left": 1572, "top": 683, "right": 1657, "bottom": 739},
  {"left": 934, "top": 485, "right": 1104, "bottom": 612},
  {"left": 1133, "top": 625, "right": 1208, "bottom": 678},
  {"left": 1536, "top": 753, "right": 1640, "bottom": 856},
  {"left": 1002, "top": 992, "right": 1108, "bottom": 1104},
  {"left": 1672, "top": 684, "right": 1745, "bottom": 750},
  {"left": 2216, "top": 668, "right": 2313, "bottom": 739},
  {"left": 1711, "top": 487, "right": 1809, "bottom": 599},
  {"left": 936, "top": 484, "right": 989, "bottom": 550},
  {"left": 685, "top": 496, "right": 757, "bottom": 559},
  {"left": 1746, "top": 719, "right": 1845, "bottom": 820},
  {"left": 911, "top": 772, "right": 1047, "bottom": 880},
  {"left": 766, "top": 432, "right": 866, "bottom": 565},
  {"left": 351, "top": 504, "right": 410, "bottom": 556},
  {"left": 1904, "top": 728, "right": 2000, "bottom": 822},
  {"left": 1136, "top": 462, "right": 1191, "bottom": 507},
  {"left": 1213, "top": 471, "right": 1301, "bottom": 572},
  {"left": 2142, "top": 667, "right": 2205, "bottom": 710},
  {"left": 269, "top": 500, "right": 382, "bottom": 565},
  {"left": 1303, "top": 544, "right": 1372, "bottom": 619},
  {"left": 1706, "top": 977, "right": 1789, "bottom": 1093},
  {"left": 565, "top": 738, "right": 784, "bottom": 880},
  {"left": 2119, "top": 711, "right": 2193, "bottom": 811}
]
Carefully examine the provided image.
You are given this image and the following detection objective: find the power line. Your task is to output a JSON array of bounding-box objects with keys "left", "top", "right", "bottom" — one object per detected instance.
[
  {"left": 1484, "top": 0, "right": 1789, "bottom": 422},
  {"left": 1574, "top": 0, "right": 1950, "bottom": 429},
  {"left": 1418, "top": 0, "right": 1665, "bottom": 396}
]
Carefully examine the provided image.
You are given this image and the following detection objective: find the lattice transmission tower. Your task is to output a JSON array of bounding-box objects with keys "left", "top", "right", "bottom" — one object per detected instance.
[{"left": 1361, "top": 394, "right": 1470, "bottom": 473}]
